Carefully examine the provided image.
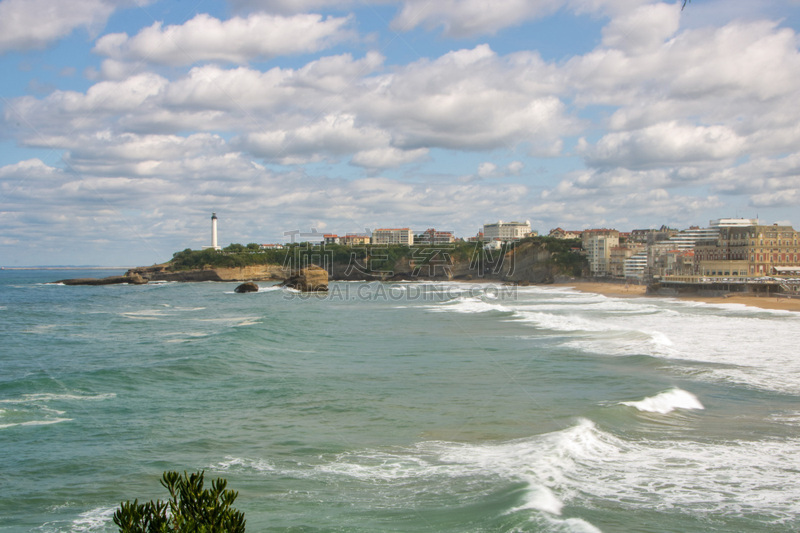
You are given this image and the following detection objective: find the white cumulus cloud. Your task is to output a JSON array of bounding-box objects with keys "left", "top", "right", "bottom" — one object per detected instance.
[
  {"left": 93, "top": 12, "right": 354, "bottom": 65},
  {"left": 0, "top": 0, "right": 121, "bottom": 52}
]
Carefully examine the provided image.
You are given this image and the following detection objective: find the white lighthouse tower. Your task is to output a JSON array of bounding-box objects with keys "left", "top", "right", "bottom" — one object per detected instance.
[{"left": 203, "top": 212, "right": 222, "bottom": 250}]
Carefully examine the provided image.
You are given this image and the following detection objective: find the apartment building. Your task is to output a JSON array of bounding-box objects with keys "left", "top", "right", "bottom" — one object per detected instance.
[
  {"left": 371, "top": 228, "right": 414, "bottom": 245},
  {"left": 582, "top": 229, "right": 620, "bottom": 277},
  {"left": 609, "top": 243, "right": 644, "bottom": 278}
]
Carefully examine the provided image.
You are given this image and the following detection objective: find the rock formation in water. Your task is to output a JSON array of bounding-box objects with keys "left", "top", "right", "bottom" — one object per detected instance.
[
  {"left": 280, "top": 265, "right": 329, "bottom": 292},
  {"left": 234, "top": 282, "right": 259, "bottom": 293},
  {"left": 126, "top": 264, "right": 289, "bottom": 282},
  {"left": 56, "top": 273, "right": 148, "bottom": 285}
]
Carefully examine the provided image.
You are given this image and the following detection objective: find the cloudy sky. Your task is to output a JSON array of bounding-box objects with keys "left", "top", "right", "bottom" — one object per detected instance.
[{"left": 2, "top": 0, "right": 800, "bottom": 266}]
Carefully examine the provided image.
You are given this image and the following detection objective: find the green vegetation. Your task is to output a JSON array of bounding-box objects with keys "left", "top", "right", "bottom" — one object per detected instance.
[
  {"left": 166, "top": 238, "right": 587, "bottom": 278},
  {"left": 534, "top": 236, "right": 587, "bottom": 277},
  {"left": 113, "top": 471, "right": 245, "bottom": 533}
]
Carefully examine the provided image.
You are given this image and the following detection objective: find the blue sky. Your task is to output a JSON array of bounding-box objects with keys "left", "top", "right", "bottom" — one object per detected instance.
[{"left": 2, "top": 0, "right": 800, "bottom": 266}]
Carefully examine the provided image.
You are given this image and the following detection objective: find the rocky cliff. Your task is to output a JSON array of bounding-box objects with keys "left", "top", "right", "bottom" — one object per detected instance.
[
  {"left": 125, "top": 238, "right": 584, "bottom": 284},
  {"left": 127, "top": 264, "right": 289, "bottom": 282}
]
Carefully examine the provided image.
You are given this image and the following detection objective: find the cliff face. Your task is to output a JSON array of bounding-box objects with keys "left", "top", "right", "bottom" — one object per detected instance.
[
  {"left": 128, "top": 264, "right": 289, "bottom": 282},
  {"left": 328, "top": 240, "right": 569, "bottom": 283}
]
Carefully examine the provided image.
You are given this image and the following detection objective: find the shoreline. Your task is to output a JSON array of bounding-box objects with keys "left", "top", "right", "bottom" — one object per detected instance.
[{"left": 555, "top": 281, "right": 800, "bottom": 313}]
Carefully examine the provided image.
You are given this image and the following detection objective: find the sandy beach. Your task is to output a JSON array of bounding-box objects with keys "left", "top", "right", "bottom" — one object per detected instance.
[{"left": 556, "top": 281, "right": 800, "bottom": 313}]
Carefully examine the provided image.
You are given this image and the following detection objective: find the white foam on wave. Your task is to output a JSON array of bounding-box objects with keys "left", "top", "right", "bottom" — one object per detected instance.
[
  {"left": 514, "top": 310, "right": 623, "bottom": 333},
  {"left": 0, "top": 392, "right": 116, "bottom": 404},
  {"left": 620, "top": 388, "right": 704, "bottom": 414},
  {"left": 316, "top": 418, "right": 800, "bottom": 524},
  {"left": 318, "top": 419, "right": 611, "bottom": 522},
  {"left": 0, "top": 417, "right": 72, "bottom": 429},
  {"left": 211, "top": 455, "right": 275, "bottom": 473},
  {"left": 232, "top": 318, "right": 261, "bottom": 327},
  {"left": 121, "top": 309, "right": 167, "bottom": 320},
  {"left": 427, "top": 296, "right": 510, "bottom": 315},
  {"left": 769, "top": 411, "right": 800, "bottom": 426},
  {"left": 508, "top": 285, "right": 800, "bottom": 394},
  {"left": 509, "top": 484, "right": 563, "bottom": 515},
  {"left": 257, "top": 285, "right": 282, "bottom": 293},
  {"left": 69, "top": 506, "right": 117, "bottom": 532}
]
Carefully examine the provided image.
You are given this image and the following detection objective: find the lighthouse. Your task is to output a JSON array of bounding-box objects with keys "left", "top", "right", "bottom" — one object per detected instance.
[
  {"left": 211, "top": 212, "right": 219, "bottom": 249},
  {"left": 203, "top": 213, "right": 222, "bottom": 250}
]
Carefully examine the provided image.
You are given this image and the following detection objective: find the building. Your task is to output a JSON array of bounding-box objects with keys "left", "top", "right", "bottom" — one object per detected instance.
[
  {"left": 483, "top": 221, "right": 531, "bottom": 243},
  {"left": 629, "top": 226, "right": 677, "bottom": 245},
  {"left": 694, "top": 222, "right": 800, "bottom": 277},
  {"left": 415, "top": 228, "right": 455, "bottom": 245},
  {"left": 259, "top": 243, "right": 285, "bottom": 250},
  {"left": 609, "top": 243, "right": 644, "bottom": 278},
  {"left": 548, "top": 228, "right": 582, "bottom": 239},
  {"left": 710, "top": 218, "right": 760, "bottom": 228},
  {"left": 582, "top": 229, "right": 620, "bottom": 277},
  {"left": 467, "top": 232, "right": 484, "bottom": 243},
  {"left": 624, "top": 252, "right": 649, "bottom": 280},
  {"left": 340, "top": 234, "right": 371, "bottom": 246},
  {"left": 371, "top": 228, "right": 413, "bottom": 245},
  {"left": 323, "top": 234, "right": 340, "bottom": 245}
]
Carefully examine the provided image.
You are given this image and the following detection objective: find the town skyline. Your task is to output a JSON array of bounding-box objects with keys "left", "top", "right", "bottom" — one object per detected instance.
[{"left": 2, "top": 0, "right": 800, "bottom": 266}]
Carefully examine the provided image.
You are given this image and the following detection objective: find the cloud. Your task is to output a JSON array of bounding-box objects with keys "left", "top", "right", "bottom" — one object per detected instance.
[
  {"left": 93, "top": 12, "right": 355, "bottom": 65},
  {"left": 476, "top": 161, "right": 524, "bottom": 179},
  {"left": 229, "top": 0, "right": 365, "bottom": 14},
  {"left": 0, "top": 0, "right": 151, "bottom": 53},
  {"left": 350, "top": 147, "right": 429, "bottom": 169},
  {"left": 5, "top": 73, "right": 168, "bottom": 140},
  {"left": 358, "top": 45, "right": 574, "bottom": 152},
  {"left": 228, "top": 0, "right": 649, "bottom": 37},
  {"left": 582, "top": 121, "right": 745, "bottom": 169},
  {"left": 601, "top": 2, "right": 680, "bottom": 54},
  {"left": 235, "top": 113, "right": 392, "bottom": 164},
  {"left": 0, "top": 0, "right": 111, "bottom": 52},
  {"left": 708, "top": 152, "right": 800, "bottom": 203},
  {"left": 390, "top": 0, "right": 561, "bottom": 37},
  {"left": 8, "top": 44, "right": 573, "bottom": 167}
]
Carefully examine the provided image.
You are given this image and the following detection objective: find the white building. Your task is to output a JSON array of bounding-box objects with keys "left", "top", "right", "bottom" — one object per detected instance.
[
  {"left": 371, "top": 228, "right": 413, "bottom": 245},
  {"left": 624, "top": 252, "right": 648, "bottom": 279},
  {"left": 483, "top": 220, "right": 531, "bottom": 243},
  {"left": 710, "top": 218, "right": 760, "bottom": 228}
]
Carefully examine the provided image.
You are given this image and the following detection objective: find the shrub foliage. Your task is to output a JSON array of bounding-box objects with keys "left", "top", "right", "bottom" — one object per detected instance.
[{"left": 113, "top": 471, "right": 245, "bottom": 532}]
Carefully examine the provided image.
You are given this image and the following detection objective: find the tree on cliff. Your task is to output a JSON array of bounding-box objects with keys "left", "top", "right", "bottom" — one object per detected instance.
[{"left": 113, "top": 471, "right": 245, "bottom": 532}]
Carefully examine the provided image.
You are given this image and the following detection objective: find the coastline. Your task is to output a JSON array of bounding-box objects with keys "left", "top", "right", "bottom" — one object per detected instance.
[{"left": 555, "top": 281, "right": 800, "bottom": 313}]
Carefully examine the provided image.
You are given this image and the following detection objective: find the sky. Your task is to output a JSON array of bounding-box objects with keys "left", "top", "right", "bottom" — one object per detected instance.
[{"left": 2, "top": 0, "right": 800, "bottom": 266}]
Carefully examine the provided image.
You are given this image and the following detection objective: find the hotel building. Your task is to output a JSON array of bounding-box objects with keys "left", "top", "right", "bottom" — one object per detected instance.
[
  {"left": 694, "top": 223, "right": 800, "bottom": 277},
  {"left": 483, "top": 221, "right": 532, "bottom": 242},
  {"left": 371, "top": 228, "right": 414, "bottom": 245}
]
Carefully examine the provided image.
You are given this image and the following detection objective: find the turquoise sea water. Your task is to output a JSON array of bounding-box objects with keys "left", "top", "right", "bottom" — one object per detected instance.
[{"left": 1, "top": 269, "right": 799, "bottom": 532}]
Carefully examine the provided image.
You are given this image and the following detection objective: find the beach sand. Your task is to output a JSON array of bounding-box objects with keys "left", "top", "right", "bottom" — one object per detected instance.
[{"left": 555, "top": 281, "right": 800, "bottom": 313}]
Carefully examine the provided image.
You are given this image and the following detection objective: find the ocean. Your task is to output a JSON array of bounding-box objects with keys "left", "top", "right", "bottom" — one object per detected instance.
[{"left": 1, "top": 269, "right": 799, "bottom": 532}]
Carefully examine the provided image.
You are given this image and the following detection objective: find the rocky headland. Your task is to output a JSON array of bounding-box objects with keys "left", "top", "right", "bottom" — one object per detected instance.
[{"left": 54, "top": 238, "right": 586, "bottom": 288}]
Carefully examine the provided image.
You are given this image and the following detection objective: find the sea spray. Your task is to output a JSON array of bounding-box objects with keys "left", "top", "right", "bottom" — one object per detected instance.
[{"left": 621, "top": 388, "right": 704, "bottom": 414}]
